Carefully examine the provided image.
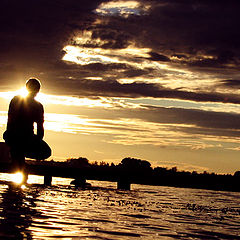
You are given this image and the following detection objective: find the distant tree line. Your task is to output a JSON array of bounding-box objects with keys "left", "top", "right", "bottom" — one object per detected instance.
[{"left": 28, "top": 157, "right": 240, "bottom": 192}]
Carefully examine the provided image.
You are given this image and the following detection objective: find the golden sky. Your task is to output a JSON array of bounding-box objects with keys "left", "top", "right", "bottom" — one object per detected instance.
[{"left": 1, "top": 0, "right": 240, "bottom": 174}]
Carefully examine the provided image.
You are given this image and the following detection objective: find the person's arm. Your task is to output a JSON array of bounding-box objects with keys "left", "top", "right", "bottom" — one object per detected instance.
[
  {"left": 37, "top": 104, "right": 44, "bottom": 139},
  {"left": 7, "top": 96, "right": 18, "bottom": 130},
  {"left": 37, "top": 121, "right": 44, "bottom": 139}
]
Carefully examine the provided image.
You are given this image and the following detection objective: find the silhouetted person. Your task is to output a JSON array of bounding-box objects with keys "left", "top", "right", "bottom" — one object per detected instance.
[{"left": 3, "top": 78, "right": 51, "bottom": 172}]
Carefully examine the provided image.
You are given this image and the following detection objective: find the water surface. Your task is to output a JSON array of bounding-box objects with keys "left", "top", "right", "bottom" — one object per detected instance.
[{"left": 0, "top": 174, "right": 239, "bottom": 239}]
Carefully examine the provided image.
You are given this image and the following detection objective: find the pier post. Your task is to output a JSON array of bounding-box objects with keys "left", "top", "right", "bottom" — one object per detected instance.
[
  {"left": 117, "top": 179, "right": 131, "bottom": 190},
  {"left": 70, "top": 177, "right": 87, "bottom": 188},
  {"left": 23, "top": 172, "right": 28, "bottom": 184},
  {"left": 44, "top": 175, "right": 52, "bottom": 186}
]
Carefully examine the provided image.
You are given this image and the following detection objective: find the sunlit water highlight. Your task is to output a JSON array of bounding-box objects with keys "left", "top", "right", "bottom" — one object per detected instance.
[{"left": 0, "top": 173, "right": 239, "bottom": 239}]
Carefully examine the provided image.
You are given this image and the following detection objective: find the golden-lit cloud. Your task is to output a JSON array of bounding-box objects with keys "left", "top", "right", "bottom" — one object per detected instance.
[
  {"left": 42, "top": 113, "right": 240, "bottom": 151},
  {"left": 0, "top": 104, "right": 240, "bottom": 153},
  {"left": 95, "top": 0, "right": 151, "bottom": 17},
  {"left": 63, "top": 43, "right": 150, "bottom": 66},
  {"left": 63, "top": 45, "right": 119, "bottom": 65},
  {"left": 0, "top": 90, "right": 122, "bottom": 108},
  {"left": 63, "top": 30, "right": 151, "bottom": 64},
  {"left": 62, "top": 30, "right": 222, "bottom": 94}
]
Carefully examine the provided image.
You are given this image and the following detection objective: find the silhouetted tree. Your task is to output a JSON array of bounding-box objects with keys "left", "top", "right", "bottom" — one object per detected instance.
[
  {"left": 66, "top": 157, "right": 89, "bottom": 167},
  {"left": 100, "top": 161, "right": 109, "bottom": 166},
  {"left": 24, "top": 156, "right": 240, "bottom": 192},
  {"left": 171, "top": 167, "right": 177, "bottom": 172},
  {"left": 121, "top": 157, "right": 151, "bottom": 170},
  {"left": 111, "top": 163, "right": 115, "bottom": 167},
  {"left": 92, "top": 161, "right": 98, "bottom": 166},
  {"left": 140, "top": 160, "right": 151, "bottom": 168},
  {"left": 234, "top": 171, "right": 240, "bottom": 177},
  {"left": 154, "top": 167, "right": 167, "bottom": 173}
]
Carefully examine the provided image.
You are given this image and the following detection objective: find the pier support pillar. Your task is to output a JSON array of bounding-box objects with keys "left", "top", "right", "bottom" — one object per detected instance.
[
  {"left": 117, "top": 179, "right": 131, "bottom": 190},
  {"left": 23, "top": 172, "right": 28, "bottom": 184},
  {"left": 44, "top": 175, "right": 52, "bottom": 186},
  {"left": 70, "top": 177, "right": 87, "bottom": 188}
]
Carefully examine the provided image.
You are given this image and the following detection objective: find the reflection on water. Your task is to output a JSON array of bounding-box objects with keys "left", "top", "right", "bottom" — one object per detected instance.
[
  {"left": 0, "top": 184, "right": 39, "bottom": 239},
  {"left": 0, "top": 175, "right": 239, "bottom": 239}
]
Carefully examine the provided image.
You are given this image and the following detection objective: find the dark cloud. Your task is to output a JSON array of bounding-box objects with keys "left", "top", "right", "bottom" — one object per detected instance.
[
  {"left": 139, "top": 105, "right": 240, "bottom": 130},
  {"left": 45, "top": 78, "right": 240, "bottom": 105},
  {"left": 0, "top": 0, "right": 104, "bottom": 74},
  {"left": 171, "top": 54, "right": 188, "bottom": 59},
  {"left": 185, "top": 50, "right": 239, "bottom": 69},
  {"left": 1, "top": 0, "right": 240, "bottom": 103},
  {"left": 121, "top": 0, "right": 240, "bottom": 69},
  {"left": 81, "top": 63, "right": 128, "bottom": 72},
  {"left": 38, "top": 61, "right": 152, "bottom": 93},
  {"left": 148, "top": 52, "right": 170, "bottom": 62},
  {"left": 110, "top": 104, "right": 240, "bottom": 138},
  {"left": 122, "top": 68, "right": 149, "bottom": 78},
  {"left": 78, "top": 103, "right": 240, "bottom": 138},
  {"left": 91, "top": 29, "right": 131, "bottom": 49},
  {"left": 220, "top": 80, "right": 240, "bottom": 89}
]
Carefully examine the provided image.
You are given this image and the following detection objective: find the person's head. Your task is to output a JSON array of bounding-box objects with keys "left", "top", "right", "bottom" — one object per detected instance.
[{"left": 26, "top": 78, "right": 41, "bottom": 97}]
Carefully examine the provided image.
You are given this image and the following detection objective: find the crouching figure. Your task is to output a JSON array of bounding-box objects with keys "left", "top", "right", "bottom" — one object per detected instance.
[{"left": 3, "top": 78, "right": 51, "bottom": 176}]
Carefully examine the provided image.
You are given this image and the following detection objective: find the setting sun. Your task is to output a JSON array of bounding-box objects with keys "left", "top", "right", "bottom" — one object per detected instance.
[{"left": 11, "top": 172, "right": 24, "bottom": 184}]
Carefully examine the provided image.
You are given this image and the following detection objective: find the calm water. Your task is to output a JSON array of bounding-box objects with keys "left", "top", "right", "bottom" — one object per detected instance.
[{"left": 0, "top": 174, "right": 239, "bottom": 239}]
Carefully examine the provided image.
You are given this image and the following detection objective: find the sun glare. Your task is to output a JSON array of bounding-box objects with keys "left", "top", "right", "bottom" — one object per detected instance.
[
  {"left": 0, "top": 87, "right": 29, "bottom": 101},
  {"left": 17, "top": 87, "right": 28, "bottom": 98},
  {"left": 12, "top": 172, "right": 24, "bottom": 184}
]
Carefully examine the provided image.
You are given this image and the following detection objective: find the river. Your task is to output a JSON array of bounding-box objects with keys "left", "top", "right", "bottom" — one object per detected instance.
[{"left": 0, "top": 173, "right": 239, "bottom": 239}]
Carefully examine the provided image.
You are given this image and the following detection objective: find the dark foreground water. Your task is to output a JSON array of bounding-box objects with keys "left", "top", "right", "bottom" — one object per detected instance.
[{"left": 0, "top": 174, "right": 239, "bottom": 239}]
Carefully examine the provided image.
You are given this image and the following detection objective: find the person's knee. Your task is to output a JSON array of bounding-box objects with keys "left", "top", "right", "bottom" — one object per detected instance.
[
  {"left": 24, "top": 138, "right": 51, "bottom": 160},
  {"left": 44, "top": 145, "right": 51, "bottom": 159},
  {"left": 38, "top": 143, "right": 51, "bottom": 160}
]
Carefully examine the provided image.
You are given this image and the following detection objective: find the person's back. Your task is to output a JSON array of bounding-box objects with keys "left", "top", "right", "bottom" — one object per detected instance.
[
  {"left": 3, "top": 78, "right": 51, "bottom": 173},
  {"left": 6, "top": 95, "right": 44, "bottom": 138}
]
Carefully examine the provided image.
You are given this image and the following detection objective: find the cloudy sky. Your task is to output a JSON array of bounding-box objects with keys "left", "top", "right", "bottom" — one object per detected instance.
[{"left": 0, "top": 0, "right": 240, "bottom": 173}]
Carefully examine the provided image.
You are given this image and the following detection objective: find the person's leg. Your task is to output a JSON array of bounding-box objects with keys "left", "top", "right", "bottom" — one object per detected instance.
[
  {"left": 4, "top": 132, "right": 28, "bottom": 183},
  {"left": 11, "top": 150, "right": 29, "bottom": 183},
  {"left": 10, "top": 148, "right": 25, "bottom": 171},
  {"left": 25, "top": 135, "right": 51, "bottom": 160}
]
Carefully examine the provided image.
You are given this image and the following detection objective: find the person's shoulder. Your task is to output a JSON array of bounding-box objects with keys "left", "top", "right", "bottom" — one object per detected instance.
[
  {"left": 33, "top": 99, "right": 43, "bottom": 110},
  {"left": 10, "top": 95, "right": 23, "bottom": 103},
  {"left": 12, "top": 95, "right": 21, "bottom": 100},
  {"left": 35, "top": 99, "right": 43, "bottom": 106}
]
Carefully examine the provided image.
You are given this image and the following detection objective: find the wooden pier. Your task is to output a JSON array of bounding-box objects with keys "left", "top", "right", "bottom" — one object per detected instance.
[
  {"left": 0, "top": 161, "right": 131, "bottom": 190},
  {"left": 0, "top": 142, "right": 131, "bottom": 189}
]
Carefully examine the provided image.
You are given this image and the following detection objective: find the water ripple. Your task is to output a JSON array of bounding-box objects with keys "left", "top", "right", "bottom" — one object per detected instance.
[{"left": 0, "top": 179, "right": 239, "bottom": 239}]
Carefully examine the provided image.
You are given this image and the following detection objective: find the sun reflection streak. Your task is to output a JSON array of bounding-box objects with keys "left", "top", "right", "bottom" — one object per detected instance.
[{"left": 17, "top": 87, "right": 28, "bottom": 98}]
